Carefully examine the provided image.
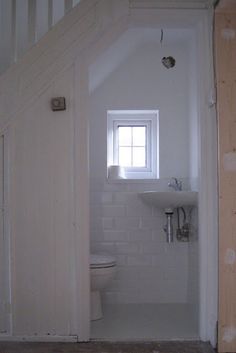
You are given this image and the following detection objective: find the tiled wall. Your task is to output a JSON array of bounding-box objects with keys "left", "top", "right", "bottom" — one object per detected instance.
[{"left": 90, "top": 178, "right": 194, "bottom": 304}]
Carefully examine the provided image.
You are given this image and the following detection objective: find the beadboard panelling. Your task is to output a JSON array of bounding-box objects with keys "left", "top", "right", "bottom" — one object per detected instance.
[{"left": 11, "top": 66, "right": 75, "bottom": 335}]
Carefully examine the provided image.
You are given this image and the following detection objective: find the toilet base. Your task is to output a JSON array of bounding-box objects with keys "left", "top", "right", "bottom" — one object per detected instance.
[{"left": 90, "top": 290, "right": 102, "bottom": 321}]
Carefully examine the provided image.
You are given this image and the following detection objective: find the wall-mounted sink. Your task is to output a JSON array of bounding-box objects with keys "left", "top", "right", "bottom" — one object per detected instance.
[{"left": 139, "top": 191, "right": 198, "bottom": 209}]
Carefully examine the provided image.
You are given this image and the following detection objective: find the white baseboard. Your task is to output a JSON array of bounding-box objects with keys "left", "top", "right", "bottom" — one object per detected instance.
[{"left": 0, "top": 334, "right": 78, "bottom": 342}]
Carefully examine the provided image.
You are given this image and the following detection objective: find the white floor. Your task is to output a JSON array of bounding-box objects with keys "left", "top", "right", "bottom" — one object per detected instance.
[{"left": 91, "top": 303, "right": 199, "bottom": 341}]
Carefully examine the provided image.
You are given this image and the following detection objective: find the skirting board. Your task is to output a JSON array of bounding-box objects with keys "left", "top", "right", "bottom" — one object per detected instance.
[{"left": 0, "top": 335, "right": 78, "bottom": 342}]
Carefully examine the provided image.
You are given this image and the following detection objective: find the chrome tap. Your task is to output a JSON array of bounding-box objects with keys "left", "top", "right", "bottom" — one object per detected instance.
[{"left": 168, "top": 177, "right": 182, "bottom": 191}]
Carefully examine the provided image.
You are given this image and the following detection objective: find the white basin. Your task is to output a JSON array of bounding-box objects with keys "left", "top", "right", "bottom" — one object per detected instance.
[{"left": 139, "top": 191, "right": 198, "bottom": 209}]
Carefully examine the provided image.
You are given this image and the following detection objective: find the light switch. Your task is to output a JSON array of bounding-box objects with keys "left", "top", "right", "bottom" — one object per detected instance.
[{"left": 51, "top": 97, "right": 66, "bottom": 111}]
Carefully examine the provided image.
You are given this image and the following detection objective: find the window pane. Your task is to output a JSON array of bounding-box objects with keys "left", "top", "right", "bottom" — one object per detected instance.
[
  {"left": 119, "top": 147, "right": 132, "bottom": 166},
  {"left": 118, "top": 126, "right": 131, "bottom": 146},
  {"left": 133, "top": 126, "right": 146, "bottom": 146},
  {"left": 133, "top": 147, "right": 146, "bottom": 167}
]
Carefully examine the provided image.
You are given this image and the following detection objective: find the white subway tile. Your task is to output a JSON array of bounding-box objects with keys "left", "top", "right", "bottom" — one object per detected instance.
[
  {"left": 101, "top": 192, "right": 113, "bottom": 204},
  {"left": 103, "top": 231, "right": 128, "bottom": 241},
  {"left": 164, "top": 280, "right": 188, "bottom": 303},
  {"left": 90, "top": 191, "right": 102, "bottom": 204},
  {"left": 103, "top": 292, "right": 120, "bottom": 304},
  {"left": 90, "top": 178, "right": 104, "bottom": 191},
  {"left": 151, "top": 254, "right": 167, "bottom": 267},
  {"left": 140, "top": 217, "right": 164, "bottom": 230},
  {"left": 115, "top": 267, "right": 140, "bottom": 281},
  {"left": 109, "top": 279, "right": 140, "bottom": 291},
  {"left": 90, "top": 178, "right": 195, "bottom": 305},
  {"left": 91, "top": 242, "right": 115, "bottom": 254},
  {"left": 152, "top": 230, "right": 166, "bottom": 242},
  {"left": 90, "top": 206, "right": 102, "bottom": 217},
  {"left": 126, "top": 183, "right": 159, "bottom": 192},
  {"left": 114, "top": 217, "right": 140, "bottom": 230},
  {"left": 115, "top": 255, "right": 128, "bottom": 266},
  {"left": 129, "top": 230, "right": 153, "bottom": 241},
  {"left": 116, "top": 291, "right": 141, "bottom": 304},
  {"left": 102, "top": 217, "right": 114, "bottom": 229},
  {"left": 152, "top": 207, "right": 166, "bottom": 218},
  {"left": 126, "top": 204, "right": 152, "bottom": 217},
  {"left": 163, "top": 265, "right": 188, "bottom": 281},
  {"left": 141, "top": 242, "right": 163, "bottom": 254},
  {"left": 138, "top": 267, "right": 164, "bottom": 280},
  {"left": 138, "top": 289, "right": 167, "bottom": 303},
  {"left": 126, "top": 193, "right": 144, "bottom": 207},
  {"left": 140, "top": 280, "right": 164, "bottom": 293},
  {"left": 90, "top": 218, "right": 103, "bottom": 231},
  {"left": 90, "top": 242, "right": 101, "bottom": 253},
  {"left": 103, "top": 205, "right": 126, "bottom": 217},
  {"left": 116, "top": 242, "right": 139, "bottom": 254},
  {"left": 104, "top": 182, "right": 129, "bottom": 192},
  {"left": 90, "top": 231, "right": 103, "bottom": 242},
  {"left": 127, "top": 255, "right": 152, "bottom": 267},
  {"left": 112, "top": 192, "right": 127, "bottom": 205}
]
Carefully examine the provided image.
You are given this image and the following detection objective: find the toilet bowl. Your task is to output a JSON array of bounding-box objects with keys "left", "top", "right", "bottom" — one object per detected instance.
[{"left": 90, "top": 254, "right": 116, "bottom": 321}]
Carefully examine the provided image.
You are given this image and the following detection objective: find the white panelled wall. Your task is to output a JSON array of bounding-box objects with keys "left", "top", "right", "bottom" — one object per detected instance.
[
  {"left": 0, "top": 135, "right": 7, "bottom": 333},
  {"left": 11, "top": 66, "right": 76, "bottom": 336},
  {"left": 0, "top": 0, "right": 98, "bottom": 339}
]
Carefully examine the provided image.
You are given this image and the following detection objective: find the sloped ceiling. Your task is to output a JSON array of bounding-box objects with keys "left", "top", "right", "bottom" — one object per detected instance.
[
  {"left": 89, "top": 0, "right": 217, "bottom": 93},
  {"left": 89, "top": 28, "right": 193, "bottom": 93}
]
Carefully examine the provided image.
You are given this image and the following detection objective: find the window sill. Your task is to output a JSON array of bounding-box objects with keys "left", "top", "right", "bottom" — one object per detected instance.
[{"left": 106, "top": 178, "right": 160, "bottom": 184}]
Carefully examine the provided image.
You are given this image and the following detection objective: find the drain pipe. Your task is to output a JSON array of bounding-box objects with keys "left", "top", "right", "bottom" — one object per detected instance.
[{"left": 164, "top": 208, "right": 174, "bottom": 243}]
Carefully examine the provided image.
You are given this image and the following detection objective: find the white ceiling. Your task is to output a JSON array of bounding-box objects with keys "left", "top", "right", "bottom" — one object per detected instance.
[
  {"left": 89, "top": 28, "right": 194, "bottom": 93},
  {"left": 89, "top": 0, "right": 217, "bottom": 93}
]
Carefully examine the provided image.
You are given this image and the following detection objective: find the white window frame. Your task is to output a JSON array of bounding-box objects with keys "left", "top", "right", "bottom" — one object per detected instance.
[
  {"left": 107, "top": 110, "right": 159, "bottom": 179},
  {"left": 113, "top": 120, "right": 150, "bottom": 171}
]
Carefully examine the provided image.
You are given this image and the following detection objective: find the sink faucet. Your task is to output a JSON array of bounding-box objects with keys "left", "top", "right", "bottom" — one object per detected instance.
[{"left": 168, "top": 177, "right": 182, "bottom": 191}]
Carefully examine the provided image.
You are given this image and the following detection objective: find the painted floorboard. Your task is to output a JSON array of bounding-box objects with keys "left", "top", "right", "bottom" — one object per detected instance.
[{"left": 0, "top": 341, "right": 215, "bottom": 353}]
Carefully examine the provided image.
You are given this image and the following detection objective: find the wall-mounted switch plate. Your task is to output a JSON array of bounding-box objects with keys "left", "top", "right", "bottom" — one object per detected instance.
[{"left": 51, "top": 97, "right": 66, "bottom": 111}]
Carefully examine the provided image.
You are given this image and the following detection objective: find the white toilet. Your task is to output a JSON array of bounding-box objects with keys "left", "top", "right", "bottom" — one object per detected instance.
[{"left": 90, "top": 254, "right": 116, "bottom": 321}]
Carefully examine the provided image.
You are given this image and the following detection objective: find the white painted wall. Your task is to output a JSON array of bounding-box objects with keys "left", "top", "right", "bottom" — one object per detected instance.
[
  {"left": 90, "top": 38, "right": 191, "bottom": 180},
  {"left": 89, "top": 32, "right": 198, "bottom": 305},
  {"left": 188, "top": 32, "right": 199, "bottom": 191}
]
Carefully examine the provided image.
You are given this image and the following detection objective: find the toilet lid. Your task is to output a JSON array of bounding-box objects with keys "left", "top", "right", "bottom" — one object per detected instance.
[{"left": 90, "top": 254, "right": 116, "bottom": 269}]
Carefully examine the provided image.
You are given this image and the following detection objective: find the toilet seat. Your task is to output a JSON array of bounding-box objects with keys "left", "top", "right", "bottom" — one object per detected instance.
[{"left": 90, "top": 254, "right": 116, "bottom": 269}]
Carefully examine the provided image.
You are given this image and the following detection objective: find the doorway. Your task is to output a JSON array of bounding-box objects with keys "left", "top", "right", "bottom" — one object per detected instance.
[{"left": 83, "top": 5, "right": 218, "bottom": 345}]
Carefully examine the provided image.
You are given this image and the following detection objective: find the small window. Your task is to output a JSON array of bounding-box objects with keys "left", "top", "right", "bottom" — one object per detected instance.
[{"left": 107, "top": 110, "right": 159, "bottom": 179}]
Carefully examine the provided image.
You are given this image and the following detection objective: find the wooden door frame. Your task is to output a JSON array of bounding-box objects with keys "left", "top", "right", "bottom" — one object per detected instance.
[
  {"left": 215, "top": 1, "right": 236, "bottom": 352},
  {"left": 197, "top": 10, "right": 218, "bottom": 346}
]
